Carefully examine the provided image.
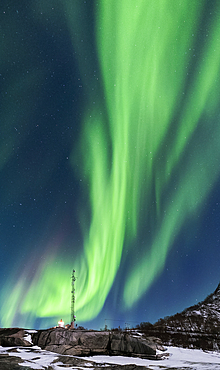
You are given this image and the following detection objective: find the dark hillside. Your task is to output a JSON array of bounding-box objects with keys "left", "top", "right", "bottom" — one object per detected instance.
[{"left": 136, "top": 283, "right": 220, "bottom": 351}]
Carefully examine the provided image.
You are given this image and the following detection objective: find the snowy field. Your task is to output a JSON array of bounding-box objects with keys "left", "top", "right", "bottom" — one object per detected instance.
[
  {"left": 86, "top": 347, "right": 220, "bottom": 369},
  {"left": 0, "top": 345, "right": 220, "bottom": 369}
]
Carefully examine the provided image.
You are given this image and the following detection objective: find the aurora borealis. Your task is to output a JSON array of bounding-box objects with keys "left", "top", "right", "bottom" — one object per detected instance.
[{"left": 1, "top": 1, "right": 220, "bottom": 329}]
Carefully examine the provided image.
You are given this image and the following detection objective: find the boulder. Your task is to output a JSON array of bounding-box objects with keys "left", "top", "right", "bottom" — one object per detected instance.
[
  {"left": 33, "top": 329, "right": 110, "bottom": 356},
  {"left": 32, "top": 328, "right": 156, "bottom": 358},
  {"left": 0, "top": 328, "right": 32, "bottom": 347},
  {"left": 110, "top": 332, "right": 156, "bottom": 357}
]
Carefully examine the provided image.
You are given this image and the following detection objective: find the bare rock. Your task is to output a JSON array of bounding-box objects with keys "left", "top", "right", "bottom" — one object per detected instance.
[
  {"left": 33, "top": 329, "right": 110, "bottom": 356},
  {"left": 0, "top": 353, "right": 25, "bottom": 370},
  {"left": 0, "top": 328, "right": 31, "bottom": 347},
  {"left": 32, "top": 328, "right": 156, "bottom": 358},
  {"left": 110, "top": 332, "right": 156, "bottom": 357}
]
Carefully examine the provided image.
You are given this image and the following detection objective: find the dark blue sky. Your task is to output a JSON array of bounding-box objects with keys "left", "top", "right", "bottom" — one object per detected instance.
[{"left": 0, "top": 1, "right": 220, "bottom": 330}]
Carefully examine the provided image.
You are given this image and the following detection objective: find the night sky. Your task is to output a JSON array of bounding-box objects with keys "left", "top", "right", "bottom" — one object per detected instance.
[{"left": 1, "top": 1, "right": 220, "bottom": 330}]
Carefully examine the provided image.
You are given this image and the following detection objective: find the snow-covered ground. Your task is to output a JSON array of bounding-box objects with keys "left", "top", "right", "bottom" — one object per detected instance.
[
  {"left": 0, "top": 345, "right": 220, "bottom": 369},
  {"left": 0, "top": 345, "right": 60, "bottom": 370},
  {"left": 86, "top": 347, "right": 220, "bottom": 369}
]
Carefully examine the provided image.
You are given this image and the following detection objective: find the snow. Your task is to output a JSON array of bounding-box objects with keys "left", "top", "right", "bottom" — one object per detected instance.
[
  {"left": 85, "top": 347, "right": 220, "bottom": 369},
  {"left": 24, "top": 329, "right": 38, "bottom": 345},
  {"left": 193, "top": 310, "right": 202, "bottom": 315},
  {"left": 0, "top": 346, "right": 59, "bottom": 369},
  {"left": 24, "top": 333, "right": 33, "bottom": 344},
  {"left": 0, "top": 345, "right": 220, "bottom": 369}
]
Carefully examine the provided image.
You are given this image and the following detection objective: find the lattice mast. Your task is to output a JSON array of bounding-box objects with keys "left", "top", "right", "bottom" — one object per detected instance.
[{"left": 71, "top": 269, "right": 76, "bottom": 328}]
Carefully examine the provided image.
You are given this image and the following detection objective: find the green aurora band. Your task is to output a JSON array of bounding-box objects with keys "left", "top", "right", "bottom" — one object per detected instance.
[{"left": 2, "top": 0, "right": 220, "bottom": 327}]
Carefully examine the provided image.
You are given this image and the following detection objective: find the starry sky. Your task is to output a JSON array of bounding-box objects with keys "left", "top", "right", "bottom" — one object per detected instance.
[{"left": 1, "top": 0, "right": 220, "bottom": 330}]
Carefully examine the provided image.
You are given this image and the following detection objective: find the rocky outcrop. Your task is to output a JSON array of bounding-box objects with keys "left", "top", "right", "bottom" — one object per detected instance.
[
  {"left": 138, "top": 282, "right": 220, "bottom": 351},
  {"left": 32, "top": 328, "right": 157, "bottom": 358},
  {"left": 0, "top": 328, "right": 32, "bottom": 347},
  {"left": 0, "top": 352, "right": 25, "bottom": 370}
]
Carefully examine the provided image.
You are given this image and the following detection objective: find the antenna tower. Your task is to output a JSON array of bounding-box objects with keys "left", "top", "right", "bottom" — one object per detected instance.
[{"left": 71, "top": 269, "right": 76, "bottom": 328}]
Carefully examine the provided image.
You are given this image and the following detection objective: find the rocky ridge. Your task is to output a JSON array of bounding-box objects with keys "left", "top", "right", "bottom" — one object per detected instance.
[
  {"left": 0, "top": 327, "right": 164, "bottom": 361},
  {"left": 31, "top": 328, "right": 162, "bottom": 359}
]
